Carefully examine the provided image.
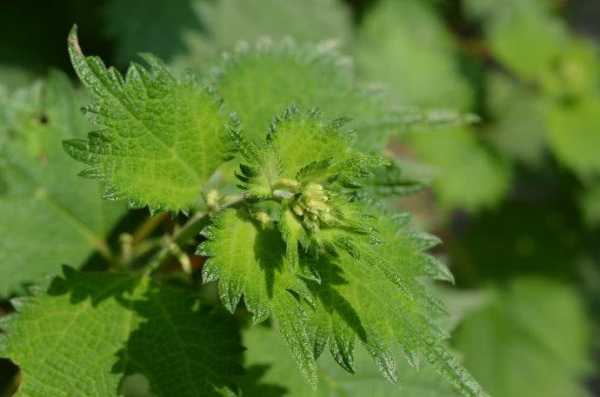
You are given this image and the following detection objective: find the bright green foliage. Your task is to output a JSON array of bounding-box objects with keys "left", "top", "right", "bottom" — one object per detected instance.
[
  {"left": 453, "top": 278, "right": 592, "bottom": 397},
  {"left": 104, "top": 0, "right": 203, "bottom": 65},
  {"left": 356, "top": 0, "right": 473, "bottom": 110},
  {"left": 0, "top": 72, "right": 124, "bottom": 295},
  {"left": 201, "top": 108, "right": 486, "bottom": 395},
  {"left": 64, "top": 27, "right": 232, "bottom": 213},
  {"left": 407, "top": 128, "right": 511, "bottom": 212},
  {"left": 179, "top": 0, "right": 352, "bottom": 70},
  {"left": 213, "top": 40, "right": 395, "bottom": 152},
  {"left": 236, "top": 107, "right": 383, "bottom": 199},
  {"left": 546, "top": 98, "right": 600, "bottom": 178},
  {"left": 242, "top": 325, "right": 460, "bottom": 397},
  {"left": 202, "top": 208, "right": 486, "bottom": 395},
  {"left": 200, "top": 208, "right": 318, "bottom": 384},
  {"left": 0, "top": 267, "right": 242, "bottom": 397}
]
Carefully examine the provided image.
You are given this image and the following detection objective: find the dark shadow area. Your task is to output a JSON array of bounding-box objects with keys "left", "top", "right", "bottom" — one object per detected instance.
[
  {"left": 449, "top": 161, "right": 586, "bottom": 287},
  {"left": 0, "top": 0, "right": 112, "bottom": 77},
  {"left": 0, "top": 359, "right": 19, "bottom": 397},
  {"left": 103, "top": 0, "right": 204, "bottom": 66},
  {"left": 306, "top": 254, "right": 368, "bottom": 346},
  {"left": 253, "top": 222, "right": 286, "bottom": 300}
]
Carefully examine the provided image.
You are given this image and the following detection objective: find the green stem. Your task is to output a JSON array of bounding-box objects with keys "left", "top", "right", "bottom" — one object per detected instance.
[
  {"left": 144, "top": 195, "right": 245, "bottom": 274},
  {"left": 132, "top": 212, "right": 168, "bottom": 245}
]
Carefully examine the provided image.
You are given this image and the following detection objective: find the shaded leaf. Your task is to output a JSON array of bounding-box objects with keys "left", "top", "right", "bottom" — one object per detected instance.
[
  {"left": 0, "top": 267, "right": 243, "bottom": 396},
  {"left": 0, "top": 72, "right": 124, "bottom": 295}
]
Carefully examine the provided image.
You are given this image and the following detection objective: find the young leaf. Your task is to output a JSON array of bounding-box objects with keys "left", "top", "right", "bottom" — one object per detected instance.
[
  {"left": 0, "top": 72, "right": 124, "bottom": 295},
  {"left": 200, "top": 208, "right": 319, "bottom": 386},
  {"left": 237, "top": 106, "right": 383, "bottom": 200},
  {"left": 0, "top": 267, "right": 243, "bottom": 396},
  {"left": 201, "top": 106, "right": 483, "bottom": 395},
  {"left": 453, "top": 278, "right": 592, "bottom": 397},
  {"left": 65, "top": 26, "right": 232, "bottom": 212}
]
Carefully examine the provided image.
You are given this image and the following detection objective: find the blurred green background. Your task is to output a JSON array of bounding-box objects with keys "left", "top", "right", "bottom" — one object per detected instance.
[{"left": 1, "top": 0, "right": 599, "bottom": 396}]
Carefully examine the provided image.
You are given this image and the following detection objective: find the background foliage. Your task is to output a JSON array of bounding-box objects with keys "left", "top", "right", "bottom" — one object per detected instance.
[{"left": 0, "top": 0, "right": 599, "bottom": 396}]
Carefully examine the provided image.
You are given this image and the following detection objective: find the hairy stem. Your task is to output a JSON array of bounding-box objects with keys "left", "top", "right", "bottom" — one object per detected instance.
[
  {"left": 132, "top": 212, "right": 169, "bottom": 245},
  {"left": 145, "top": 195, "right": 245, "bottom": 274}
]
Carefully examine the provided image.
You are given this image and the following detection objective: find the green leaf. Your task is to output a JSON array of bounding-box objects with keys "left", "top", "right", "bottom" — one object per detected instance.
[
  {"left": 236, "top": 107, "right": 383, "bottom": 200},
  {"left": 354, "top": 160, "right": 425, "bottom": 200},
  {"left": 546, "top": 96, "right": 600, "bottom": 178},
  {"left": 0, "top": 72, "right": 124, "bottom": 296},
  {"left": 476, "top": 0, "right": 568, "bottom": 81},
  {"left": 406, "top": 127, "right": 511, "bottom": 212},
  {"left": 301, "top": 214, "right": 485, "bottom": 397},
  {"left": 65, "top": 27, "right": 232, "bottom": 212},
  {"left": 213, "top": 40, "right": 397, "bottom": 151},
  {"left": 178, "top": 0, "right": 352, "bottom": 70},
  {"left": 104, "top": 0, "right": 203, "bottom": 65},
  {"left": 241, "top": 325, "right": 460, "bottom": 397},
  {"left": 453, "top": 278, "right": 592, "bottom": 397},
  {"left": 356, "top": 0, "right": 473, "bottom": 111},
  {"left": 0, "top": 267, "right": 243, "bottom": 396},
  {"left": 201, "top": 206, "right": 487, "bottom": 396},
  {"left": 539, "top": 38, "right": 600, "bottom": 98},
  {"left": 200, "top": 208, "right": 318, "bottom": 386}
]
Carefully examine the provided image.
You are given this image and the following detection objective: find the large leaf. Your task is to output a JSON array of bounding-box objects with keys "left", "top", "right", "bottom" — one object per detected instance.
[
  {"left": 453, "top": 278, "right": 592, "bottom": 397},
  {"left": 213, "top": 40, "right": 396, "bottom": 152},
  {"left": 0, "top": 267, "right": 243, "bottom": 396},
  {"left": 64, "top": 27, "right": 232, "bottom": 212},
  {"left": 0, "top": 72, "right": 124, "bottom": 295},
  {"left": 241, "top": 325, "right": 460, "bottom": 397},
  {"left": 201, "top": 206, "right": 487, "bottom": 396}
]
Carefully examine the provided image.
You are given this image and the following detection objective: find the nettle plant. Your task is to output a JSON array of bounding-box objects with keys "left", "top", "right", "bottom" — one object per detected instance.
[{"left": 0, "top": 27, "right": 486, "bottom": 397}]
